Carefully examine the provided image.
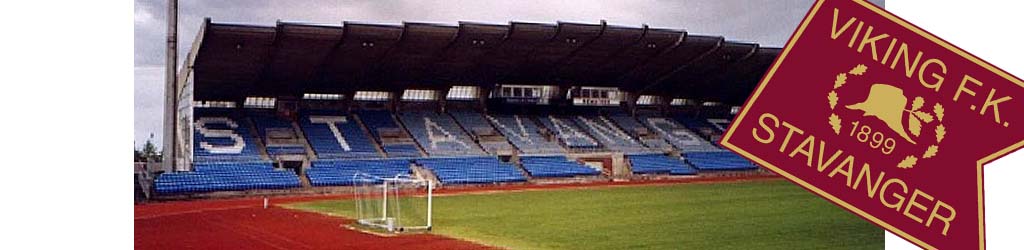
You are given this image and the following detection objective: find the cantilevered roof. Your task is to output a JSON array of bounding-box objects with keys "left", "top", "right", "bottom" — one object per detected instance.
[
  {"left": 643, "top": 41, "right": 759, "bottom": 97},
  {"left": 189, "top": 19, "right": 780, "bottom": 105}
]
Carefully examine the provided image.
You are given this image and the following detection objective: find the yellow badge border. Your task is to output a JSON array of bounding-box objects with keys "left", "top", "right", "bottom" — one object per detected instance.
[{"left": 720, "top": 0, "right": 1024, "bottom": 249}]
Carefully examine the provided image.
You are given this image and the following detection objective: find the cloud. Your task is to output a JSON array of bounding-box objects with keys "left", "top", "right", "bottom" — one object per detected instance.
[
  {"left": 134, "top": 66, "right": 164, "bottom": 148},
  {"left": 133, "top": 0, "right": 883, "bottom": 147}
]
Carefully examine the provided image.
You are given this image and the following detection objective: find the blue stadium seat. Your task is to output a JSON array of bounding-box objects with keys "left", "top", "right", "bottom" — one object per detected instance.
[
  {"left": 536, "top": 115, "right": 601, "bottom": 149},
  {"left": 675, "top": 116, "right": 723, "bottom": 133},
  {"left": 398, "top": 111, "right": 485, "bottom": 156},
  {"left": 381, "top": 144, "right": 422, "bottom": 158},
  {"left": 356, "top": 110, "right": 422, "bottom": 158},
  {"left": 573, "top": 115, "right": 646, "bottom": 153},
  {"left": 449, "top": 110, "right": 515, "bottom": 154},
  {"left": 683, "top": 151, "right": 757, "bottom": 171},
  {"left": 628, "top": 154, "right": 698, "bottom": 175},
  {"left": 486, "top": 114, "right": 563, "bottom": 154},
  {"left": 640, "top": 116, "right": 721, "bottom": 152},
  {"left": 357, "top": 110, "right": 398, "bottom": 138},
  {"left": 608, "top": 114, "right": 673, "bottom": 150},
  {"left": 306, "top": 159, "right": 412, "bottom": 186},
  {"left": 191, "top": 115, "right": 264, "bottom": 162},
  {"left": 416, "top": 157, "right": 526, "bottom": 184},
  {"left": 249, "top": 112, "right": 306, "bottom": 156},
  {"left": 300, "top": 112, "right": 382, "bottom": 159},
  {"left": 520, "top": 156, "right": 600, "bottom": 177},
  {"left": 154, "top": 160, "right": 301, "bottom": 194},
  {"left": 675, "top": 116, "right": 733, "bottom": 148},
  {"left": 155, "top": 109, "right": 302, "bottom": 195}
]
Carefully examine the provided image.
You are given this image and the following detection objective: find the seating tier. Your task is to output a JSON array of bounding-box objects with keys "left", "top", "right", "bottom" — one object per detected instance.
[
  {"left": 449, "top": 111, "right": 515, "bottom": 154},
  {"left": 306, "top": 159, "right": 411, "bottom": 186},
  {"left": 192, "top": 116, "right": 264, "bottom": 162},
  {"left": 608, "top": 114, "right": 673, "bottom": 150},
  {"left": 675, "top": 116, "right": 727, "bottom": 144},
  {"left": 398, "top": 111, "right": 484, "bottom": 156},
  {"left": 381, "top": 144, "right": 422, "bottom": 158},
  {"left": 486, "top": 114, "right": 563, "bottom": 154},
  {"left": 250, "top": 112, "right": 306, "bottom": 156},
  {"left": 520, "top": 156, "right": 600, "bottom": 177},
  {"left": 416, "top": 157, "right": 526, "bottom": 184},
  {"left": 536, "top": 115, "right": 601, "bottom": 149},
  {"left": 155, "top": 161, "right": 300, "bottom": 194},
  {"left": 627, "top": 154, "right": 698, "bottom": 175},
  {"left": 573, "top": 115, "right": 647, "bottom": 153},
  {"left": 640, "top": 116, "right": 721, "bottom": 152},
  {"left": 300, "top": 113, "right": 381, "bottom": 159},
  {"left": 156, "top": 111, "right": 301, "bottom": 195},
  {"left": 683, "top": 151, "right": 757, "bottom": 171},
  {"left": 356, "top": 110, "right": 422, "bottom": 158}
]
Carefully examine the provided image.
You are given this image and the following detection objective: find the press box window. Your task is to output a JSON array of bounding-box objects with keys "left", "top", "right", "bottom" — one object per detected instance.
[
  {"left": 636, "top": 95, "right": 661, "bottom": 105},
  {"left": 303, "top": 93, "right": 344, "bottom": 100},
  {"left": 401, "top": 89, "right": 437, "bottom": 101},
  {"left": 572, "top": 87, "right": 621, "bottom": 106},
  {"left": 195, "top": 101, "right": 237, "bottom": 108},
  {"left": 702, "top": 101, "right": 722, "bottom": 107},
  {"left": 243, "top": 97, "right": 276, "bottom": 109},
  {"left": 447, "top": 86, "right": 480, "bottom": 100},
  {"left": 670, "top": 98, "right": 695, "bottom": 106},
  {"left": 353, "top": 91, "right": 393, "bottom": 101}
]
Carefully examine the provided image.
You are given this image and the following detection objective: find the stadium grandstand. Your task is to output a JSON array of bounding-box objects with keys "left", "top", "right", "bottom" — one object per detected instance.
[{"left": 144, "top": 19, "right": 781, "bottom": 197}]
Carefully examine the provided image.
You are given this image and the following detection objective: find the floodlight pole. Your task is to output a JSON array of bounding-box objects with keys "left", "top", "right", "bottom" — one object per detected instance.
[{"left": 162, "top": 0, "right": 178, "bottom": 171}]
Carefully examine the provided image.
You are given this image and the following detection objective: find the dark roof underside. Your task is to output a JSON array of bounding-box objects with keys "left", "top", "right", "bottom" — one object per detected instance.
[{"left": 191, "top": 21, "right": 781, "bottom": 105}]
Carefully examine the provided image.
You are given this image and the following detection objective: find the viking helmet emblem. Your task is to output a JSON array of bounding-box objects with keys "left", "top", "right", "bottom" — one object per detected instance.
[{"left": 846, "top": 84, "right": 917, "bottom": 144}]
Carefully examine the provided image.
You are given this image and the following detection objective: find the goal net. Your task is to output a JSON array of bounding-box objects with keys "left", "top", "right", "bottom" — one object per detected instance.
[{"left": 352, "top": 173, "right": 433, "bottom": 232}]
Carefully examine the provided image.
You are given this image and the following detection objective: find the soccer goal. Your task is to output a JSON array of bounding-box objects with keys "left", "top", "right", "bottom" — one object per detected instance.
[{"left": 352, "top": 173, "right": 433, "bottom": 232}]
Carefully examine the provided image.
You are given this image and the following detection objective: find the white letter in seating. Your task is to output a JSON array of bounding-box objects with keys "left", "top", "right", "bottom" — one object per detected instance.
[
  {"left": 549, "top": 116, "right": 597, "bottom": 145},
  {"left": 486, "top": 115, "right": 533, "bottom": 143},
  {"left": 196, "top": 117, "right": 245, "bottom": 154},
  {"left": 424, "top": 117, "right": 468, "bottom": 149},
  {"left": 647, "top": 118, "right": 701, "bottom": 146},
  {"left": 309, "top": 116, "right": 351, "bottom": 151},
  {"left": 578, "top": 116, "right": 634, "bottom": 144}
]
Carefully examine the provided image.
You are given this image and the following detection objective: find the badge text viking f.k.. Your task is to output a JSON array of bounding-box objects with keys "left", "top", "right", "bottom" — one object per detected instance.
[{"left": 720, "top": 0, "right": 1024, "bottom": 249}]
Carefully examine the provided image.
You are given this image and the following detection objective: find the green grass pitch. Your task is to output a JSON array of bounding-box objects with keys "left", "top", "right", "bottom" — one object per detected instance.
[{"left": 284, "top": 179, "right": 881, "bottom": 249}]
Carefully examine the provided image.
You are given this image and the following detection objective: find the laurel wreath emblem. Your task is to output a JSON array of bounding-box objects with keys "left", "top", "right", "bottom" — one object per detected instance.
[{"left": 825, "top": 64, "right": 948, "bottom": 169}]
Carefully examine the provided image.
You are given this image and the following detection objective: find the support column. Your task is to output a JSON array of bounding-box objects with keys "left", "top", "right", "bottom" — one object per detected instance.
[
  {"left": 622, "top": 91, "right": 638, "bottom": 115},
  {"left": 162, "top": 0, "right": 178, "bottom": 172},
  {"left": 478, "top": 86, "right": 491, "bottom": 113},
  {"left": 437, "top": 88, "right": 449, "bottom": 112},
  {"left": 658, "top": 95, "right": 672, "bottom": 116}
]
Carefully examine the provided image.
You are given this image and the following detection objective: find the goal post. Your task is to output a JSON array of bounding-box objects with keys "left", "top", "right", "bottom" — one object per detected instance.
[{"left": 352, "top": 173, "right": 433, "bottom": 232}]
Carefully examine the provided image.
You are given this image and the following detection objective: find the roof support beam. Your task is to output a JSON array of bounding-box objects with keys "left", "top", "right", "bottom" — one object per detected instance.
[
  {"left": 308, "top": 22, "right": 350, "bottom": 87},
  {"left": 685, "top": 44, "right": 760, "bottom": 102},
  {"left": 553, "top": 24, "right": 648, "bottom": 82},
  {"left": 367, "top": 24, "right": 408, "bottom": 88},
  {"left": 488, "top": 22, "right": 557, "bottom": 84},
  {"left": 254, "top": 21, "right": 284, "bottom": 91},
  {"left": 460, "top": 22, "right": 513, "bottom": 85},
  {"left": 613, "top": 32, "right": 688, "bottom": 84},
  {"left": 550, "top": 20, "right": 607, "bottom": 87},
  {"left": 635, "top": 37, "right": 724, "bottom": 95}
]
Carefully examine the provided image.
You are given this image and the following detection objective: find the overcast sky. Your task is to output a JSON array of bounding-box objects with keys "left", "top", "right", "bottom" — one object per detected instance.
[{"left": 134, "top": 0, "right": 884, "bottom": 148}]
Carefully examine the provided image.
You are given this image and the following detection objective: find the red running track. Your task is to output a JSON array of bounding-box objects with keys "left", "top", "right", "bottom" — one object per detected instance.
[
  {"left": 135, "top": 203, "right": 491, "bottom": 250},
  {"left": 135, "top": 175, "right": 778, "bottom": 249}
]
